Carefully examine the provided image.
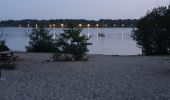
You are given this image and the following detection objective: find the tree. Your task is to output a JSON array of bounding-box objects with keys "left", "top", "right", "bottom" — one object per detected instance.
[
  {"left": 132, "top": 6, "right": 170, "bottom": 55},
  {"left": 55, "top": 23, "right": 91, "bottom": 60},
  {"left": 26, "top": 25, "right": 56, "bottom": 52},
  {"left": 0, "top": 32, "right": 9, "bottom": 52},
  {"left": 165, "top": 5, "right": 170, "bottom": 52}
]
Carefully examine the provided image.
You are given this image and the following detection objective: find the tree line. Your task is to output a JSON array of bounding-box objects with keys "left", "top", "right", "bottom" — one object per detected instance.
[{"left": 0, "top": 19, "right": 138, "bottom": 28}]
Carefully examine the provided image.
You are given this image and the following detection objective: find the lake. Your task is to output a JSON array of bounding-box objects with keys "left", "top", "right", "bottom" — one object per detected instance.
[{"left": 0, "top": 27, "right": 141, "bottom": 55}]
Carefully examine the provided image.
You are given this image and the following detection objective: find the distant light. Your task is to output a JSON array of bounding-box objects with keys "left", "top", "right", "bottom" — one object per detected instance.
[
  {"left": 96, "top": 24, "right": 99, "bottom": 27},
  {"left": 36, "top": 24, "right": 38, "bottom": 27},
  {"left": 122, "top": 24, "right": 124, "bottom": 27},
  {"left": 87, "top": 24, "right": 90, "bottom": 27},
  {"left": 50, "top": 24, "right": 52, "bottom": 27},
  {"left": 61, "top": 24, "right": 64, "bottom": 27},
  {"left": 27, "top": 24, "right": 30, "bottom": 27},
  {"left": 79, "top": 24, "right": 82, "bottom": 27},
  {"left": 114, "top": 24, "right": 116, "bottom": 27}
]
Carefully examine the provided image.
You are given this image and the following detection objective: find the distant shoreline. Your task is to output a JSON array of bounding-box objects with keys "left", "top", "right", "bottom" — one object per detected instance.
[
  {"left": 0, "top": 26, "right": 135, "bottom": 28},
  {"left": 0, "top": 19, "right": 138, "bottom": 28}
]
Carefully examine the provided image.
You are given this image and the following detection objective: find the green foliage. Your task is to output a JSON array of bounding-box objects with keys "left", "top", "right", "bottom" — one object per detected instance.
[
  {"left": 0, "top": 32, "right": 9, "bottom": 52},
  {"left": 0, "top": 41, "right": 9, "bottom": 52},
  {"left": 26, "top": 25, "right": 56, "bottom": 52},
  {"left": 54, "top": 23, "right": 91, "bottom": 61},
  {"left": 132, "top": 6, "right": 170, "bottom": 55}
]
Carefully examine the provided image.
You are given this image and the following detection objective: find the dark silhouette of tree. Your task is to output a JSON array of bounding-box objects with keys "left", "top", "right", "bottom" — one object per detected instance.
[
  {"left": 132, "top": 6, "right": 170, "bottom": 55},
  {"left": 165, "top": 5, "right": 170, "bottom": 52},
  {"left": 55, "top": 23, "right": 90, "bottom": 60},
  {"left": 0, "top": 41, "right": 9, "bottom": 52},
  {"left": 26, "top": 24, "right": 55, "bottom": 52},
  {"left": 0, "top": 32, "right": 9, "bottom": 51}
]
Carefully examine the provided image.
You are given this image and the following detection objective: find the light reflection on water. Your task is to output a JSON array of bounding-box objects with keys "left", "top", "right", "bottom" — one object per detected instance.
[{"left": 0, "top": 27, "right": 141, "bottom": 55}]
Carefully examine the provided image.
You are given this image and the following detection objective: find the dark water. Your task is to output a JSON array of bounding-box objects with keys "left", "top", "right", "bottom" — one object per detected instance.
[{"left": 0, "top": 27, "right": 141, "bottom": 55}]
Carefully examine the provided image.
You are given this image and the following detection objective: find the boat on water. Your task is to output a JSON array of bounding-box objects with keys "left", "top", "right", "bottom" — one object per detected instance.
[{"left": 98, "top": 33, "right": 105, "bottom": 37}]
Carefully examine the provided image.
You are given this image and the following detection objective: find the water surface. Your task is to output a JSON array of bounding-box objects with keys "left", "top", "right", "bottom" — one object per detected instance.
[{"left": 0, "top": 27, "right": 141, "bottom": 55}]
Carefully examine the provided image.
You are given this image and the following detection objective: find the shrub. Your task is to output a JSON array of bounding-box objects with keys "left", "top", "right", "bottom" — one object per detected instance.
[
  {"left": 26, "top": 25, "right": 56, "bottom": 52},
  {"left": 132, "top": 6, "right": 170, "bottom": 55},
  {"left": 0, "top": 32, "right": 9, "bottom": 52},
  {"left": 54, "top": 23, "right": 91, "bottom": 61},
  {"left": 0, "top": 41, "right": 9, "bottom": 52}
]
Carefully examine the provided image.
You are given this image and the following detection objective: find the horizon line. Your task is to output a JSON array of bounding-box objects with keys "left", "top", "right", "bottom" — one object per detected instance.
[{"left": 0, "top": 18, "right": 139, "bottom": 21}]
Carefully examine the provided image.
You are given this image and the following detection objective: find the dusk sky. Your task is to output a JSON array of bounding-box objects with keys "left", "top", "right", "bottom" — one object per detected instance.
[{"left": 0, "top": 0, "right": 169, "bottom": 20}]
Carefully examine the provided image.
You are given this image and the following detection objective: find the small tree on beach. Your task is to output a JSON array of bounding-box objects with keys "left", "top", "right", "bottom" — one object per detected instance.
[
  {"left": 0, "top": 32, "right": 9, "bottom": 51},
  {"left": 26, "top": 24, "right": 56, "bottom": 52},
  {"left": 0, "top": 31, "right": 16, "bottom": 71},
  {"left": 54, "top": 23, "right": 91, "bottom": 61}
]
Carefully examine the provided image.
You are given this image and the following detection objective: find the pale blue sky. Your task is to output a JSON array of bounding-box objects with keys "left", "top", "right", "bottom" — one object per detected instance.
[{"left": 0, "top": 0, "right": 169, "bottom": 20}]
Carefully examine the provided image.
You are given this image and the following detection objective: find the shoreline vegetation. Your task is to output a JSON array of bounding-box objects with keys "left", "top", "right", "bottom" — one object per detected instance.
[
  {"left": 0, "top": 19, "right": 137, "bottom": 28},
  {"left": 25, "top": 23, "right": 91, "bottom": 61}
]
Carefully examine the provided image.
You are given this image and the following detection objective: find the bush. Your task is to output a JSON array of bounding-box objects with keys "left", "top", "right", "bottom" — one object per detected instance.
[
  {"left": 26, "top": 25, "right": 56, "bottom": 52},
  {"left": 0, "top": 32, "right": 9, "bottom": 52},
  {"left": 0, "top": 41, "right": 9, "bottom": 52},
  {"left": 132, "top": 6, "right": 170, "bottom": 55},
  {"left": 54, "top": 23, "right": 91, "bottom": 61}
]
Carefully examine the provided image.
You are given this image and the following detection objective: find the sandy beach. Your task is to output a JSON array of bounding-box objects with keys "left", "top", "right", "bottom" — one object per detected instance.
[{"left": 0, "top": 53, "right": 170, "bottom": 100}]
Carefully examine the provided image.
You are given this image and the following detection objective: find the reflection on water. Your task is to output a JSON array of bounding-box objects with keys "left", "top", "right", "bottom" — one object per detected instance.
[
  {"left": 82, "top": 28, "right": 141, "bottom": 55},
  {"left": 0, "top": 27, "right": 141, "bottom": 55}
]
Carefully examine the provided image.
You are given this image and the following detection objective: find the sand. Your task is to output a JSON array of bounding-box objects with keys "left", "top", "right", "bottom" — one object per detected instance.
[{"left": 0, "top": 53, "right": 170, "bottom": 100}]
